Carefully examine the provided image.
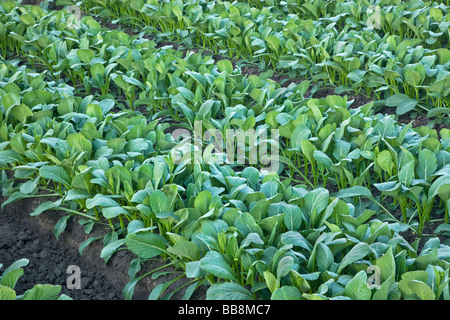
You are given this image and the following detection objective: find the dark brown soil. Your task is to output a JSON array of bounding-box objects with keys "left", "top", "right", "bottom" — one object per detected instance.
[
  {"left": 0, "top": 196, "right": 207, "bottom": 300},
  {"left": 378, "top": 105, "right": 450, "bottom": 135},
  {"left": 20, "top": 0, "right": 42, "bottom": 5}
]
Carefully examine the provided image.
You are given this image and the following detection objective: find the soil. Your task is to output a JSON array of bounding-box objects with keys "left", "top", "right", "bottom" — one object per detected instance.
[
  {"left": 20, "top": 0, "right": 43, "bottom": 5},
  {"left": 0, "top": 196, "right": 207, "bottom": 300}
]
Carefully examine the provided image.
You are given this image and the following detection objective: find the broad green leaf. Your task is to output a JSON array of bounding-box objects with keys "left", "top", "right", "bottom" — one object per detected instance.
[
  {"left": 2, "top": 92, "right": 20, "bottom": 110},
  {"left": 398, "top": 160, "right": 415, "bottom": 187},
  {"left": 194, "top": 190, "right": 211, "bottom": 214},
  {"left": 372, "top": 276, "right": 394, "bottom": 300},
  {"left": 264, "top": 271, "right": 278, "bottom": 293},
  {"left": 290, "top": 125, "right": 311, "bottom": 150},
  {"left": 429, "top": 175, "right": 450, "bottom": 198},
  {"left": 0, "top": 285, "right": 16, "bottom": 300},
  {"left": 22, "top": 284, "right": 62, "bottom": 300},
  {"left": 0, "top": 268, "right": 24, "bottom": 289},
  {"left": 408, "top": 280, "right": 436, "bottom": 300},
  {"left": 398, "top": 270, "right": 428, "bottom": 298},
  {"left": 217, "top": 60, "right": 233, "bottom": 74},
  {"left": 67, "top": 133, "right": 92, "bottom": 158},
  {"left": 150, "top": 190, "right": 170, "bottom": 214},
  {"left": 53, "top": 215, "right": 70, "bottom": 240},
  {"left": 266, "top": 35, "right": 280, "bottom": 53},
  {"left": 337, "top": 242, "right": 370, "bottom": 274},
  {"left": 77, "top": 48, "right": 95, "bottom": 64},
  {"left": 313, "top": 150, "right": 333, "bottom": 167},
  {"left": 39, "top": 166, "right": 71, "bottom": 186},
  {"left": 100, "top": 239, "right": 126, "bottom": 260},
  {"left": 125, "top": 231, "right": 168, "bottom": 259},
  {"left": 200, "top": 251, "right": 238, "bottom": 282},
  {"left": 167, "top": 241, "right": 199, "bottom": 261},
  {"left": 283, "top": 204, "right": 303, "bottom": 231},
  {"left": 277, "top": 256, "right": 294, "bottom": 281},
  {"left": 86, "top": 194, "right": 120, "bottom": 209},
  {"left": 316, "top": 243, "right": 334, "bottom": 272},
  {"left": 375, "top": 246, "right": 395, "bottom": 282},
  {"left": 0, "top": 150, "right": 24, "bottom": 165},
  {"left": 10, "top": 104, "right": 32, "bottom": 122},
  {"left": 343, "top": 270, "right": 372, "bottom": 300},
  {"left": 417, "top": 149, "right": 437, "bottom": 180},
  {"left": 281, "top": 231, "right": 312, "bottom": 251},
  {"left": 304, "top": 188, "right": 329, "bottom": 215},
  {"left": 377, "top": 150, "right": 393, "bottom": 175},
  {"left": 337, "top": 186, "right": 373, "bottom": 199},
  {"left": 206, "top": 282, "right": 254, "bottom": 300},
  {"left": 271, "top": 286, "right": 302, "bottom": 300}
]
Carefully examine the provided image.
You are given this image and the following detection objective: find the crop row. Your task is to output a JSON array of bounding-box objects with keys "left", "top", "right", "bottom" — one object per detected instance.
[{"left": 74, "top": 0, "right": 450, "bottom": 120}]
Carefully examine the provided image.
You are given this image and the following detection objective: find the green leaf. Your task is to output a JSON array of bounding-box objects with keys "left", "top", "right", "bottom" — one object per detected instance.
[
  {"left": 337, "top": 242, "right": 370, "bottom": 274},
  {"left": 200, "top": 251, "right": 238, "bottom": 282},
  {"left": 100, "top": 239, "right": 126, "bottom": 261},
  {"left": 313, "top": 150, "right": 333, "bottom": 167},
  {"left": 304, "top": 188, "right": 329, "bottom": 215},
  {"left": 283, "top": 204, "right": 303, "bottom": 231},
  {"left": 39, "top": 165, "right": 71, "bottom": 186},
  {"left": 2, "top": 92, "right": 20, "bottom": 110},
  {"left": 53, "top": 215, "right": 70, "bottom": 240},
  {"left": 280, "top": 231, "right": 312, "bottom": 251},
  {"left": 408, "top": 280, "right": 436, "bottom": 300},
  {"left": 277, "top": 256, "right": 294, "bottom": 281},
  {"left": 416, "top": 149, "right": 437, "bottom": 180},
  {"left": 429, "top": 175, "right": 450, "bottom": 198},
  {"left": 372, "top": 275, "right": 395, "bottom": 300},
  {"left": 125, "top": 231, "right": 168, "bottom": 259},
  {"left": 396, "top": 99, "right": 418, "bottom": 115},
  {"left": 22, "top": 284, "right": 62, "bottom": 300},
  {"left": 0, "top": 285, "right": 16, "bottom": 300},
  {"left": 77, "top": 48, "right": 95, "bottom": 64},
  {"left": 398, "top": 160, "right": 415, "bottom": 187},
  {"left": 377, "top": 150, "right": 393, "bottom": 176},
  {"left": 385, "top": 93, "right": 410, "bottom": 106},
  {"left": 385, "top": 94, "right": 418, "bottom": 115},
  {"left": 264, "top": 271, "right": 278, "bottom": 293},
  {"left": 343, "top": 270, "right": 372, "bottom": 300},
  {"left": 271, "top": 286, "right": 302, "bottom": 300},
  {"left": 167, "top": 241, "right": 199, "bottom": 261},
  {"left": 399, "top": 270, "right": 428, "bottom": 298},
  {"left": 150, "top": 190, "right": 170, "bottom": 214},
  {"left": 337, "top": 186, "right": 373, "bottom": 199},
  {"left": 265, "top": 35, "right": 280, "bottom": 53},
  {"left": 86, "top": 194, "right": 120, "bottom": 209},
  {"left": 375, "top": 246, "right": 395, "bottom": 283},
  {"left": 316, "top": 243, "right": 334, "bottom": 272},
  {"left": 10, "top": 104, "right": 32, "bottom": 122},
  {"left": 290, "top": 125, "right": 311, "bottom": 150},
  {"left": 194, "top": 190, "right": 211, "bottom": 214},
  {"left": 206, "top": 282, "right": 254, "bottom": 300},
  {"left": 0, "top": 268, "right": 24, "bottom": 289},
  {"left": 67, "top": 133, "right": 92, "bottom": 158},
  {"left": 30, "top": 199, "right": 63, "bottom": 217},
  {"left": 0, "top": 150, "right": 24, "bottom": 165},
  {"left": 217, "top": 60, "right": 233, "bottom": 74}
]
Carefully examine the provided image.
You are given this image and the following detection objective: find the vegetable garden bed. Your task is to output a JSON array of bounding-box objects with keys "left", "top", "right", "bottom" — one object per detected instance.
[{"left": 1, "top": 0, "right": 450, "bottom": 302}]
